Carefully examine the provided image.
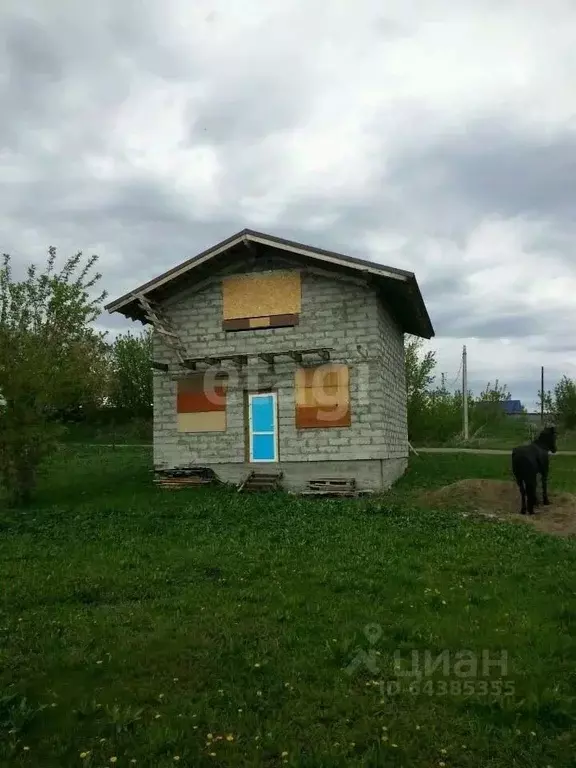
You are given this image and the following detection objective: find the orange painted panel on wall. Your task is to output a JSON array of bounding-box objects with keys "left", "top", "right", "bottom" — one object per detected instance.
[
  {"left": 295, "top": 405, "right": 351, "bottom": 429},
  {"left": 294, "top": 364, "right": 351, "bottom": 429},
  {"left": 176, "top": 376, "right": 227, "bottom": 412},
  {"left": 177, "top": 391, "right": 226, "bottom": 413}
]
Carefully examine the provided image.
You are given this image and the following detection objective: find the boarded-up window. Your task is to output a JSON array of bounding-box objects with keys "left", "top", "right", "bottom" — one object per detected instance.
[
  {"left": 294, "top": 364, "right": 351, "bottom": 429},
  {"left": 176, "top": 373, "right": 228, "bottom": 432},
  {"left": 221, "top": 271, "right": 301, "bottom": 330}
]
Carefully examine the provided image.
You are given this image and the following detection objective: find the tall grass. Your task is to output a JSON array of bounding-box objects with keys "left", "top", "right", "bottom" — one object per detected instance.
[{"left": 1, "top": 446, "right": 575, "bottom": 766}]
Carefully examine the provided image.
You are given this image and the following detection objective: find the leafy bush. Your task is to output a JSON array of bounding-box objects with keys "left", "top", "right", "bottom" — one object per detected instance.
[
  {"left": 404, "top": 336, "right": 513, "bottom": 444},
  {"left": 543, "top": 375, "right": 576, "bottom": 430},
  {"left": 0, "top": 248, "right": 107, "bottom": 504}
]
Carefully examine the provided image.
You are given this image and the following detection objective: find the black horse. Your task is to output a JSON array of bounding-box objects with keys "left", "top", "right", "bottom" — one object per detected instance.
[{"left": 511, "top": 425, "right": 557, "bottom": 515}]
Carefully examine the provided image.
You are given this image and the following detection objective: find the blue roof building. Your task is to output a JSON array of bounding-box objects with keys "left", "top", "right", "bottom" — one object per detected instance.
[
  {"left": 500, "top": 399, "right": 523, "bottom": 414},
  {"left": 501, "top": 400, "right": 522, "bottom": 413},
  {"left": 476, "top": 399, "right": 525, "bottom": 415}
]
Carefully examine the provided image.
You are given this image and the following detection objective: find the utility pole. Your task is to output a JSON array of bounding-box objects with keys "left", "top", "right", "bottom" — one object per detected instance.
[
  {"left": 463, "top": 345, "right": 469, "bottom": 441},
  {"left": 540, "top": 366, "right": 544, "bottom": 425}
]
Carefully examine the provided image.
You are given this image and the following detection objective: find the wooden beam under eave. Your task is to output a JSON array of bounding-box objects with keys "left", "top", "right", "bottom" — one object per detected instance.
[
  {"left": 184, "top": 353, "right": 249, "bottom": 368},
  {"left": 298, "top": 347, "right": 332, "bottom": 361},
  {"left": 258, "top": 352, "right": 275, "bottom": 365},
  {"left": 151, "top": 361, "right": 169, "bottom": 371},
  {"left": 182, "top": 357, "right": 217, "bottom": 368}
]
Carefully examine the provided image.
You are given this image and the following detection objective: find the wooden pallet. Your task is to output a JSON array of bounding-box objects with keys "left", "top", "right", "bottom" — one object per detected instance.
[
  {"left": 154, "top": 477, "right": 215, "bottom": 489},
  {"left": 301, "top": 477, "right": 358, "bottom": 497},
  {"left": 153, "top": 465, "right": 219, "bottom": 489},
  {"left": 238, "top": 471, "right": 284, "bottom": 493}
]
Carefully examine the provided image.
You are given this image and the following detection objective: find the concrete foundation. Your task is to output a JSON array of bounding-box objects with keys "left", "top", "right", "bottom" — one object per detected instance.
[{"left": 194, "top": 458, "right": 408, "bottom": 492}]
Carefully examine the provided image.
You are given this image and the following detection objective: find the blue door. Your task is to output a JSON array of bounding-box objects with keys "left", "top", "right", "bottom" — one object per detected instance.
[{"left": 248, "top": 392, "right": 278, "bottom": 462}]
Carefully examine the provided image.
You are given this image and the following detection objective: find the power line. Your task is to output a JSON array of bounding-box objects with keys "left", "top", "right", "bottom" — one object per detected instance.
[
  {"left": 448, "top": 359, "right": 463, "bottom": 390},
  {"left": 441, "top": 357, "right": 462, "bottom": 392}
]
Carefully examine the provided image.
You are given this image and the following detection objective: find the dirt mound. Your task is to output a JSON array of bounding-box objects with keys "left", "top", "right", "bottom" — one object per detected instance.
[{"left": 421, "top": 479, "right": 576, "bottom": 537}]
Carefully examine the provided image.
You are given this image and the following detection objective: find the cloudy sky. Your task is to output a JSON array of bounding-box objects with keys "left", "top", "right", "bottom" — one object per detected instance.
[{"left": 3, "top": 0, "right": 576, "bottom": 410}]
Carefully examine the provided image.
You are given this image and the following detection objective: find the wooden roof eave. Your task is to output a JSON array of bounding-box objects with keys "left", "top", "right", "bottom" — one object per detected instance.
[{"left": 105, "top": 228, "right": 434, "bottom": 339}]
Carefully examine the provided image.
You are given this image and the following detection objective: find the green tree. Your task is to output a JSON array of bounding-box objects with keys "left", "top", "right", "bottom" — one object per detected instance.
[
  {"left": 403, "top": 336, "right": 515, "bottom": 444},
  {"left": 107, "top": 327, "right": 153, "bottom": 418},
  {"left": 477, "top": 380, "right": 511, "bottom": 404},
  {"left": 404, "top": 335, "right": 436, "bottom": 440},
  {"left": 547, "top": 375, "right": 576, "bottom": 429},
  {"left": 0, "top": 247, "right": 107, "bottom": 504},
  {"left": 404, "top": 335, "right": 436, "bottom": 398},
  {"left": 473, "top": 379, "right": 511, "bottom": 425}
]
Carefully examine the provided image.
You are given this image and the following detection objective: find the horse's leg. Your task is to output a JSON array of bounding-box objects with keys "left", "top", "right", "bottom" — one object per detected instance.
[
  {"left": 525, "top": 474, "right": 537, "bottom": 515},
  {"left": 512, "top": 451, "right": 523, "bottom": 514},
  {"left": 518, "top": 481, "right": 527, "bottom": 514},
  {"left": 542, "top": 455, "right": 550, "bottom": 505},
  {"left": 513, "top": 469, "right": 527, "bottom": 514}
]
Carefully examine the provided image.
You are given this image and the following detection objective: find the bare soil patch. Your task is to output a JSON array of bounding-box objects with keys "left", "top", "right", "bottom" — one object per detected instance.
[{"left": 420, "top": 478, "right": 576, "bottom": 537}]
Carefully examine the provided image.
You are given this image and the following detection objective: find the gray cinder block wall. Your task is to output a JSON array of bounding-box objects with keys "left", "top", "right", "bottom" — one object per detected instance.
[{"left": 152, "top": 255, "right": 409, "bottom": 490}]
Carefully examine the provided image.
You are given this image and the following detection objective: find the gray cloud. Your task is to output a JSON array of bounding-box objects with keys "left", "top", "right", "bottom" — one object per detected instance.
[
  {"left": 188, "top": 68, "right": 316, "bottom": 146},
  {"left": 430, "top": 309, "right": 546, "bottom": 340},
  {"left": 2, "top": 0, "right": 576, "bottom": 402},
  {"left": 0, "top": 3, "right": 186, "bottom": 156},
  {"left": 5, "top": 14, "right": 63, "bottom": 85},
  {"left": 388, "top": 119, "right": 576, "bottom": 226}
]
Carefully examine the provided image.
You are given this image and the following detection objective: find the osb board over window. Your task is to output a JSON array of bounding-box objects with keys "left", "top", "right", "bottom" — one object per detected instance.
[
  {"left": 221, "top": 271, "right": 301, "bottom": 330},
  {"left": 176, "top": 372, "right": 228, "bottom": 432},
  {"left": 294, "top": 364, "right": 351, "bottom": 429}
]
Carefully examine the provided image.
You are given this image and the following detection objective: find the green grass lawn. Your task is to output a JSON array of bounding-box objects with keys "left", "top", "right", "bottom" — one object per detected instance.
[
  {"left": 2, "top": 447, "right": 576, "bottom": 767},
  {"left": 442, "top": 418, "right": 576, "bottom": 452}
]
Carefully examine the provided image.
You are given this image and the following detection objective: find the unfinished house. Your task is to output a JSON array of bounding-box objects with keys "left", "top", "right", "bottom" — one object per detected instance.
[{"left": 105, "top": 229, "right": 434, "bottom": 494}]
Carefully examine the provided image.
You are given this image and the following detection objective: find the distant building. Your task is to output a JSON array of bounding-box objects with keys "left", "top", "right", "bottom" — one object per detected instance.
[
  {"left": 475, "top": 399, "right": 525, "bottom": 416},
  {"left": 481, "top": 399, "right": 545, "bottom": 423},
  {"left": 500, "top": 399, "right": 524, "bottom": 415}
]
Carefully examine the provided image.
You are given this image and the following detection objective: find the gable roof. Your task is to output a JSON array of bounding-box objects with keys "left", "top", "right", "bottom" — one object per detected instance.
[{"left": 105, "top": 228, "right": 435, "bottom": 338}]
